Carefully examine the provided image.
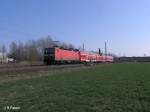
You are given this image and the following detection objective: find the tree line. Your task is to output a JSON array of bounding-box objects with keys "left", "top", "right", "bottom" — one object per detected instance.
[{"left": 0, "top": 36, "right": 75, "bottom": 63}]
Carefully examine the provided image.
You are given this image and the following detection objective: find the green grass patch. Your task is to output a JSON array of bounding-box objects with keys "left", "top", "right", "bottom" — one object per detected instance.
[{"left": 0, "top": 63, "right": 150, "bottom": 112}]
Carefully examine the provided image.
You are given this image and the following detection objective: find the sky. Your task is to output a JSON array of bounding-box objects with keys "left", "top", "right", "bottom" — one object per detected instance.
[{"left": 0, "top": 0, "right": 150, "bottom": 56}]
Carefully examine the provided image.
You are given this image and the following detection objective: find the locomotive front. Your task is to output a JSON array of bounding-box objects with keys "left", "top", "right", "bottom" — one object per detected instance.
[{"left": 44, "top": 48, "right": 55, "bottom": 64}]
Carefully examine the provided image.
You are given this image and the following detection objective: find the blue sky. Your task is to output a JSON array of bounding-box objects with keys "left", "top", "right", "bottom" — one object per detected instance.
[{"left": 0, "top": 0, "right": 150, "bottom": 56}]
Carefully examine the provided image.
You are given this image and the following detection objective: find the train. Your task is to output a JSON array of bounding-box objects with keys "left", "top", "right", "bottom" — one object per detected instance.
[{"left": 44, "top": 47, "right": 114, "bottom": 65}]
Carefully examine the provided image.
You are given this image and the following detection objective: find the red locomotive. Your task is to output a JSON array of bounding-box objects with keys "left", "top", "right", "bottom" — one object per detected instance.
[{"left": 44, "top": 47, "right": 113, "bottom": 65}]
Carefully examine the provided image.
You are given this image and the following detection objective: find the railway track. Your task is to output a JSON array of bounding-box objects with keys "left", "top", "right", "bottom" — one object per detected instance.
[
  {"left": 0, "top": 63, "right": 44, "bottom": 69},
  {"left": 0, "top": 64, "right": 85, "bottom": 74}
]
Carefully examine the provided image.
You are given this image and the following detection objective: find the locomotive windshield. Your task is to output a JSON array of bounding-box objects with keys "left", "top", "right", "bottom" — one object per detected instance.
[{"left": 44, "top": 48, "right": 54, "bottom": 54}]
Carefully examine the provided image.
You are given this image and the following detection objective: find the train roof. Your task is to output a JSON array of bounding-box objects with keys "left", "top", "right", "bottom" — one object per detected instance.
[{"left": 45, "top": 47, "right": 79, "bottom": 51}]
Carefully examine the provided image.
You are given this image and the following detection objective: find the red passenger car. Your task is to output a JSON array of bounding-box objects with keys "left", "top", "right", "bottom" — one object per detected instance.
[
  {"left": 106, "top": 56, "right": 114, "bottom": 62},
  {"left": 96, "top": 54, "right": 103, "bottom": 62},
  {"left": 79, "top": 51, "right": 89, "bottom": 62},
  {"left": 88, "top": 54, "right": 97, "bottom": 62}
]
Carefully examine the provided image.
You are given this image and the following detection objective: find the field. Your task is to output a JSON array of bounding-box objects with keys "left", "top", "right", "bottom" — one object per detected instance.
[{"left": 0, "top": 63, "right": 150, "bottom": 112}]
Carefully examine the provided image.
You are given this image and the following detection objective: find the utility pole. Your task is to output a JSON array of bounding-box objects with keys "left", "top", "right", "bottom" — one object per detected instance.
[
  {"left": 83, "top": 43, "right": 85, "bottom": 51},
  {"left": 105, "top": 42, "right": 107, "bottom": 62},
  {"left": 105, "top": 42, "right": 107, "bottom": 56}
]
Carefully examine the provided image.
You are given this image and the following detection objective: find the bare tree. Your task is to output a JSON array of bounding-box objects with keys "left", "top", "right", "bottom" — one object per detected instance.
[
  {"left": 2, "top": 45, "right": 6, "bottom": 62},
  {"left": 25, "top": 40, "right": 40, "bottom": 64},
  {"left": 8, "top": 42, "right": 18, "bottom": 61},
  {"left": 18, "top": 42, "right": 25, "bottom": 61}
]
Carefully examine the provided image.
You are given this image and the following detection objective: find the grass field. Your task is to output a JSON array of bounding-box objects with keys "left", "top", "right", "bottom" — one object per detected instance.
[{"left": 0, "top": 63, "right": 150, "bottom": 112}]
